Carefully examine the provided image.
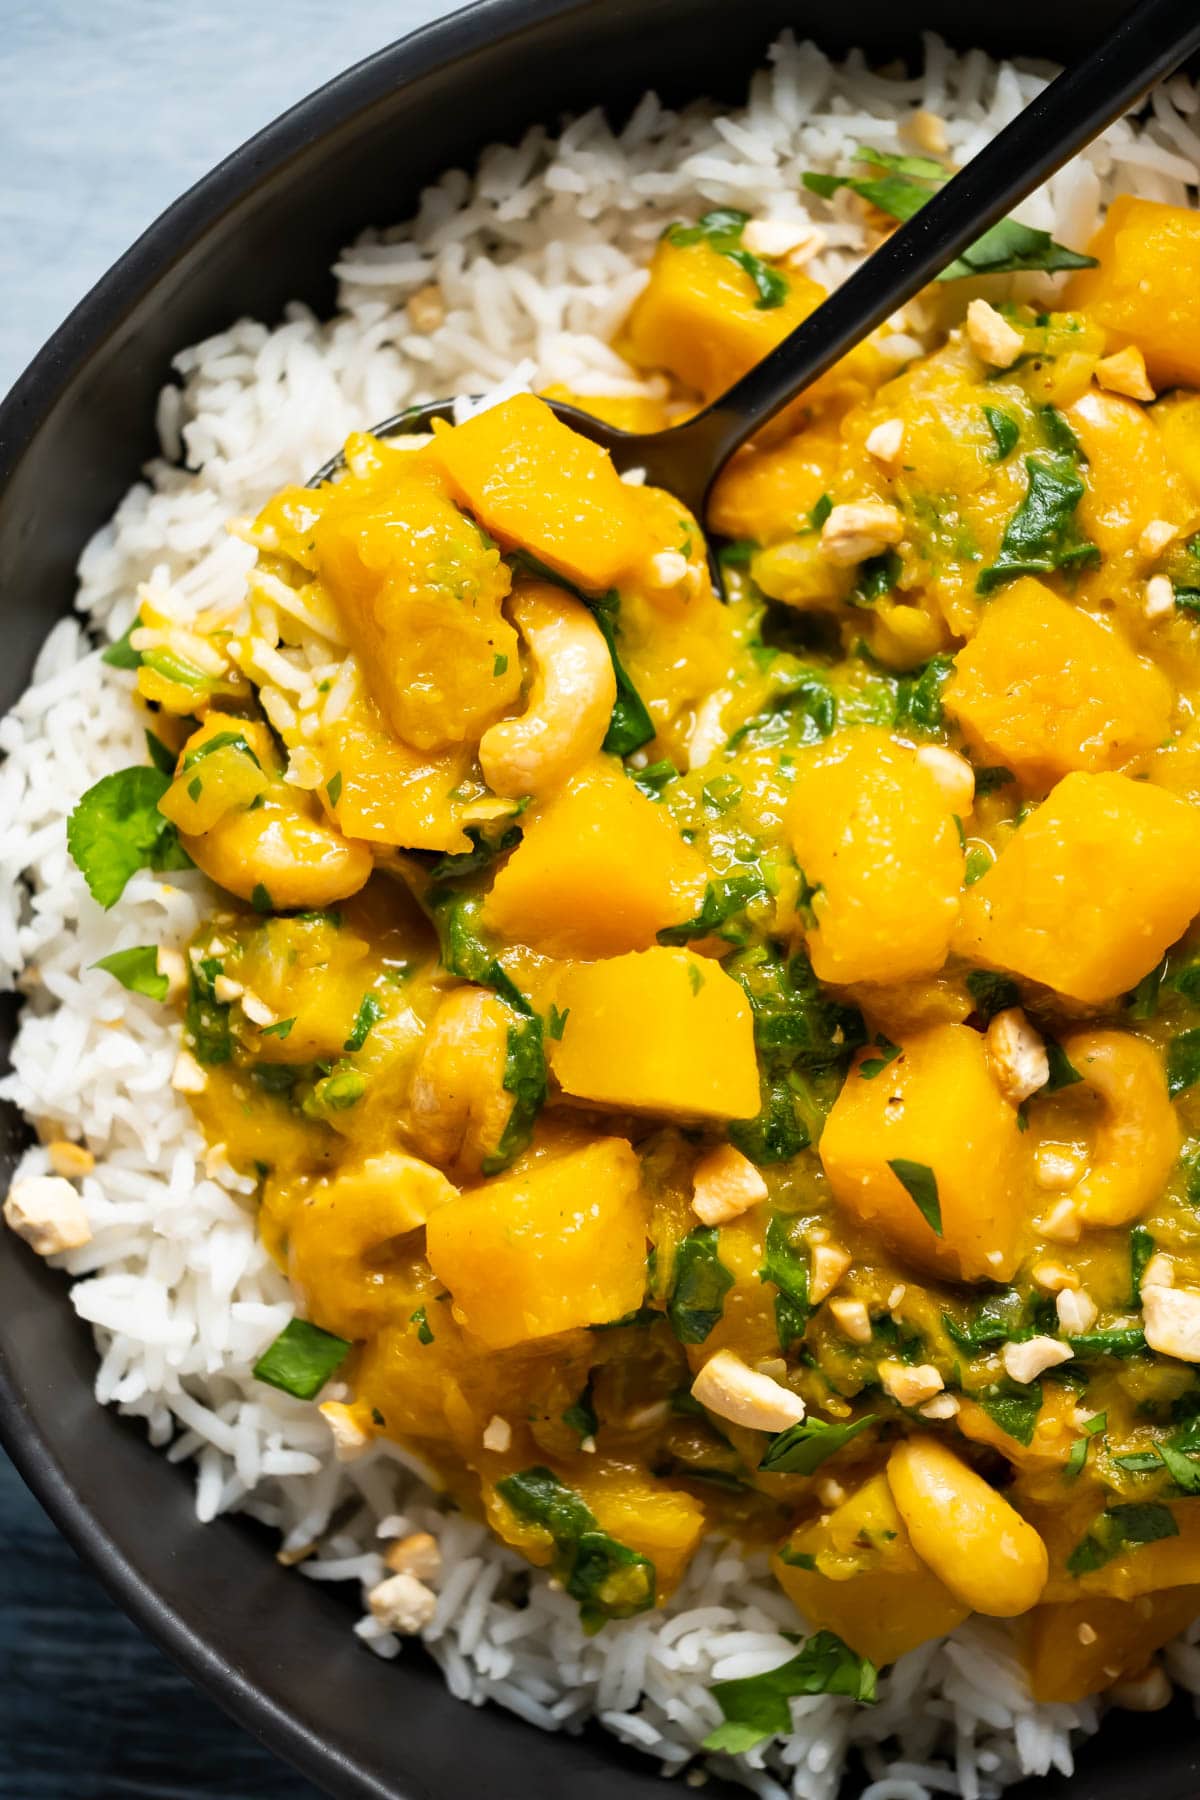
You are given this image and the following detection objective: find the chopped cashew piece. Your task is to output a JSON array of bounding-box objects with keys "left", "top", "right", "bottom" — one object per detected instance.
[
  {"left": 47, "top": 1140, "right": 94, "bottom": 1179},
  {"left": 1077, "top": 1622, "right": 1098, "bottom": 1646},
  {"left": 691, "top": 1143, "right": 768, "bottom": 1226},
  {"left": 213, "top": 974, "right": 244, "bottom": 1004},
  {"left": 809, "top": 1241, "right": 852, "bottom": 1304},
  {"left": 156, "top": 946, "right": 188, "bottom": 1002},
  {"left": 906, "top": 109, "right": 948, "bottom": 154},
  {"left": 919, "top": 1392, "right": 960, "bottom": 1421},
  {"left": 1107, "top": 1662, "right": 1172, "bottom": 1712},
  {"left": 1141, "top": 1253, "right": 1175, "bottom": 1291},
  {"left": 1002, "top": 1335, "right": 1074, "bottom": 1384},
  {"left": 864, "top": 418, "right": 906, "bottom": 469},
  {"left": 886, "top": 1283, "right": 907, "bottom": 1311},
  {"left": 1142, "top": 1282, "right": 1200, "bottom": 1362},
  {"left": 691, "top": 1348, "right": 806, "bottom": 1433},
  {"left": 407, "top": 283, "right": 446, "bottom": 333},
  {"left": 966, "top": 300, "right": 1024, "bottom": 370},
  {"left": 878, "top": 1361, "right": 944, "bottom": 1407},
  {"left": 1096, "top": 345, "right": 1156, "bottom": 402},
  {"left": 828, "top": 1296, "right": 873, "bottom": 1344},
  {"left": 479, "top": 584, "right": 616, "bottom": 797},
  {"left": 1139, "top": 518, "right": 1178, "bottom": 559},
  {"left": 482, "top": 1414, "right": 512, "bottom": 1453},
  {"left": 647, "top": 549, "right": 690, "bottom": 590},
  {"left": 820, "top": 500, "right": 904, "bottom": 567},
  {"left": 1031, "top": 1260, "right": 1078, "bottom": 1294},
  {"left": 385, "top": 1531, "right": 442, "bottom": 1583},
  {"left": 240, "top": 990, "right": 277, "bottom": 1028},
  {"left": 319, "top": 1400, "right": 370, "bottom": 1463},
  {"left": 367, "top": 1570, "right": 438, "bottom": 1634},
  {"left": 1035, "top": 1151, "right": 1087, "bottom": 1196},
  {"left": 1144, "top": 574, "right": 1176, "bottom": 620},
  {"left": 986, "top": 1008, "right": 1049, "bottom": 1105},
  {"left": 1037, "top": 1196, "right": 1083, "bottom": 1242},
  {"left": 171, "top": 1049, "right": 208, "bottom": 1095},
  {"left": 1056, "top": 1287, "right": 1099, "bottom": 1334},
  {"left": 741, "top": 218, "right": 818, "bottom": 259},
  {"left": 915, "top": 744, "right": 975, "bottom": 814},
  {"left": 3, "top": 1175, "right": 91, "bottom": 1255},
  {"left": 783, "top": 226, "right": 828, "bottom": 268}
]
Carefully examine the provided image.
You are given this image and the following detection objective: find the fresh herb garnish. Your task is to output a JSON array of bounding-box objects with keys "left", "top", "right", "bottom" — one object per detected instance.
[
  {"left": 91, "top": 944, "right": 169, "bottom": 1001},
  {"left": 893, "top": 654, "right": 954, "bottom": 734},
  {"left": 629, "top": 759, "right": 677, "bottom": 799},
  {"left": 1130, "top": 1226, "right": 1156, "bottom": 1307},
  {"left": 965, "top": 969, "right": 1020, "bottom": 1022},
  {"left": 759, "top": 1413, "right": 878, "bottom": 1475},
  {"left": 977, "top": 458, "right": 1099, "bottom": 595},
  {"left": 185, "top": 955, "right": 233, "bottom": 1066},
  {"left": 1064, "top": 1411, "right": 1107, "bottom": 1481},
  {"left": 703, "top": 1632, "right": 877, "bottom": 1754},
  {"left": 668, "top": 1227, "right": 735, "bottom": 1345},
  {"left": 563, "top": 1379, "right": 599, "bottom": 1443},
  {"left": 859, "top": 1036, "right": 900, "bottom": 1080},
  {"left": 101, "top": 616, "right": 144, "bottom": 669},
  {"left": 1066, "top": 1502, "right": 1178, "bottom": 1576},
  {"left": 497, "top": 1467, "right": 655, "bottom": 1631},
  {"left": 888, "top": 1159, "right": 941, "bottom": 1235},
  {"left": 253, "top": 1317, "right": 351, "bottom": 1400},
  {"left": 976, "top": 1380, "right": 1042, "bottom": 1447},
  {"left": 1041, "top": 1037, "right": 1084, "bottom": 1095},
  {"left": 261, "top": 1017, "right": 295, "bottom": 1040},
  {"left": 67, "top": 766, "right": 193, "bottom": 908},
  {"left": 666, "top": 208, "right": 789, "bottom": 310},
  {"left": 657, "top": 871, "right": 769, "bottom": 947},
  {"left": 983, "top": 406, "right": 1020, "bottom": 462},
  {"left": 411, "top": 1306, "right": 434, "bottom": 1345},
  {"left": 759, "top": 1214, "right": 811, "bottom": 1351},
  {"left": 301, "top": 1064, "right": 366, "bottom": 1116},
  {"left": 144, "top": 728, "right": 177, "bottom": 775},
  {"left": 592, "top": 590, "right": 656, "bottom": 757},
  {"left": 343, "top": 993, "right": 384, "bottom": 1053},
  {"left": 179, "top": 730, "right": 261, "bottom": 773},
  {"left": 326, "top": 770, "right": 343, "bottom": 809}
]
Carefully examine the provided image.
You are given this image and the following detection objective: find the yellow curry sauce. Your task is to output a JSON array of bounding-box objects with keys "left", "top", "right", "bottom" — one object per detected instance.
[{"left": 101, "top": 191, "right": 1200, "bottom": 1707}]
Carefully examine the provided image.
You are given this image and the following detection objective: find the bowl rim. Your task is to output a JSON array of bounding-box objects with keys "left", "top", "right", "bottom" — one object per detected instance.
[{"left": 0, "top": 2, "right": 592, "bottom": 1792}]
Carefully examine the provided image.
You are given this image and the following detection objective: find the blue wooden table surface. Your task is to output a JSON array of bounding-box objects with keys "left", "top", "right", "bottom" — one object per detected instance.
[{"left": 2, "top": 4, "right": 451, "bottom": 1793}]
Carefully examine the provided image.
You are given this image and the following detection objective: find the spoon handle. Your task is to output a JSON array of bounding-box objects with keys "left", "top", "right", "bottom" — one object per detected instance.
[{"left": 668, "top": 0, "right": 1200, "bottom": 498}]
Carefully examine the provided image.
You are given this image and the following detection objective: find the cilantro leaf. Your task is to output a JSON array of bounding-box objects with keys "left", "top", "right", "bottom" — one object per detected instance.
[
  {"left": 101, "top": 616, "right": 144, "bottom": 669},
  {"left": 253, "top": 1317, "right": 350, "bottom": 1400},
  {"left": 669, "top": 1227, "right": 735, "bottom": 1345},
  {"left": 144, "top": 728, "right": 177, "bottom": 775},
  {"left": 939, "top": 218, "right": 1097, "bottom": 282},
  {"left": 657, "top": 871, "right": 768, "bottom": 946},
  {"left": 67, "top": 766, "right": 193, "bottom": 908},
  {"left": 888, "top": 1159, "right": 941, "bottom": 1235},
  {"left": 977, "top": 458, "right": 1099, "bottom": 595},
  {"left": 1066, "top": 1502, "right": 1178, "bottom": 1576},
  {"left": 91, "top": 945, "right": 169, "bottom": 1001},
  {"left": 983, "top": 406, "right": 1019, "bottom": 462},
  {"left": 497, "top": 1466, "right": 655, "bottom": 1631},
  {"left": 759, "top": 1413, "right": 878, "bottom": 1475},
  {"left": 703, "top": 1632, "right": 877, "bottom": 1753},
  {"left": 858, "top": 1036, "right": 900, "bottom": 1080},
  {"left": 976, "top": 1380, "right": 1042, "bottom": 1447},
  {"left": 759, "top": 1214, "right": 811, "bottom": 1351},
  {"left": 343, "top": 992, "right": 384, "bottom": 1053},
  {"left": 411, "top": 1306, "right": 434, "bottom": 1345}
]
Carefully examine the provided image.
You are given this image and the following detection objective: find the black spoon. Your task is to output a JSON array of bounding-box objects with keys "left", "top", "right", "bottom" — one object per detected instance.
[{"left": 310, "top": 0, "right": 1200, "bottom": 525}]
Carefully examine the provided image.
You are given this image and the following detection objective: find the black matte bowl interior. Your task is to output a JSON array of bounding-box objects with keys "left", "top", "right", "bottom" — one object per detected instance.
[{"left": 3, "top": 2, "right": 1200, "bottom": 1795}]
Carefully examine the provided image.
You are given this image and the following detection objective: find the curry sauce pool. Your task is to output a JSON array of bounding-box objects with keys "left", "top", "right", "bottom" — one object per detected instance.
[{"left": 10, "top": 33, "right": 1200, "bottom": 1800}]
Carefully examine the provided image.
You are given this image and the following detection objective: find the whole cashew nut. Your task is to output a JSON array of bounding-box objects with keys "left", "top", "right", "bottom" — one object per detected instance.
[
  {"left": 479, "top": 581, "right": 616, "bottom": 797},
  {"left": 406, "top": 986, "right": 516, "bottom": 1178},
  {"left": 288, "top": 1151, "right": 458, "bottom": 1338},
  {"left": 1061, "top": 1029, "right": 1181, "bottom": 1227}
]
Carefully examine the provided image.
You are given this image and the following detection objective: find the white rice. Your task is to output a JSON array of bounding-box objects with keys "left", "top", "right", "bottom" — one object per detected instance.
[{"left": 4, "top": 31, "right": 1200, "bottom": 1798}]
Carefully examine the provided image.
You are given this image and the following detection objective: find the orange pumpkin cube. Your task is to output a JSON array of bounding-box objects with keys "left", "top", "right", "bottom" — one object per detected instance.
[
  {"left": 773, "top": 1472, "right": 969, "bottom": 1664},
  {"left": 425, "top": 1137, "right": 647, "bottom": 1349},
  {"left": 819, "top": 1023, "right": 1027, "bottom": 1282},
  {"left": 787, "top": 727, "right": 964, "bottom": 985},
  {"left": 424, "top": 394, "right": 653, "bottom": 593},
  {"left": 549, "top": 948, "right": 759, "bottom": 1121},
  {"left": 944, "top": 578, "right": 1172, "bottom": 788},
  {"left": 707, "top": 420, "right": 842, "bottom": 544},
  {"left": 1068, "top": 195, "right": 1200, "bottom": 390},
  {"left": 954, "top": 771, "right": 1200, "bottom": 1005},
  {"left": 482, "top": 758, "right": 707, "bottom": 958},
  {"left": 1065, "top": 387, "right": 1194, "bottom": 559},
  {"left": 1026, "top": 1590, "right": 1200, "bottom": 1703}
]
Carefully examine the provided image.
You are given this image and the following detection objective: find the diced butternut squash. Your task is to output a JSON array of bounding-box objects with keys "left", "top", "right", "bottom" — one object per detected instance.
[
  {"left": 1037, "top": 1496, "right": 1200, "bottom": 1604},
  {"left": 1065, "top": 387, "right": 1194, "bottom": 559},
  {"left": 1026, "top": 1590, "right": 1200, "bottom": 1703},
  {"left": 1068, "top": 196, "right": 1200, "bottom": 390},
  {"left": 773, "top": 1472, "right": 969, "bottom": 1664},
  {"left": 944, "top": 579, "right": 1173, "bottom": 787},
  {"left": 954, "top": 771, "right": 1200, "bottom": 1005},
  {"left": 819, "top": 1023, "right": 1027, "bottom": 1282},
  {"left": 481, "top": 758, "right": 707, "bottom": 957},
  {"left": 313, "top": 453, "right": 520, "bottom": 753},
  {"left": 787, "top": 727, "right": 964, "bottom": 985},
  {"left": 623, "top": 238, "right": 885, "bottom": 412},
  {"left": 425, "top": 394, "right": 657, "bottom": 592},
  {"left": 315, "top": 693, "right": 474, "bottom": 854},
  {"left": 549, "top": 948, "right": 759, "bottom": 1122},
  {"left": 707, "top": 421, "right": 842, "bottom": 545},
  {"left": 1152, "top": 390, "right": 1200, "bottom": 502},
  {"left": 425, "top": 1138, "right": 647, "bottom": 1349},
  {"left": 582, "top": 1463, "right": 707, "bottom": 1595}
]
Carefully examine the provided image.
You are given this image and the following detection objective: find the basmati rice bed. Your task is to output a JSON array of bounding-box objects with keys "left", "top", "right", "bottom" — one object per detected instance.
[{"left": 5, "top": 30, "right": 1200, "bottom": 1800}]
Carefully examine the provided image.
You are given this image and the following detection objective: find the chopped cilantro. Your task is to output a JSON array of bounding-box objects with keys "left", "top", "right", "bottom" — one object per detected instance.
[
  {"left": 666, "top": 208, "right": 789, "bottom": 310},
  {"left": 91, "top": 944, "right": 168, "bottom": 1002},
  {"left": 261, "top": 1017, "right": 295, "bottom": 1039},
  {"left": 983, "top": 406, "right": 1019, "bottom": 461},
  {"left": 965, "top": 969, "right": 1020, "bottom": 1022},
  {"left": 497, "top": 1467, "right": 655, "bottom": 1631},
  {"left": 759, "top": 1214, "right": 810, "bottom": 1351},
  {"left": 858, "top": 1035, "right": 901, "bottom": 1080},
  {"left": 977, "top": 458, "right": 1099, "bottom": 595},
  {"left": 888, "top": 1159, "right": 941, "bottom": 1235},
  {"left": 251, "top": 882, "right": 274, "bottom": 914},
  {"left": 327, "top": 770, "right": 343, "bottom": 808},
  {"left": 67, "top": 766, "right": 193, "bottom": 908},
  {"left": 976, "top": 1380, "right": 1042, "bottom": 1447},
  {"left": 668, "top": 1227, "right": 734, "bottom": 1345},
  {"left": 1066, "top": 1502, "right": 1178, "bottom": 1576},
  {"left": 547, "top": 1004, "right": 569, "bottom": 1041},
  {"left": 343, "top": 993, "right": 384, "bottom": 1053},
  {"left": 411, "top": 1306, "right": 434, "bottom": 1345},
  {"left": 703, "top": 1632, "right": 877, "bottom": 1754},
  {"left": 759, "top": 1413, "right": 878, "bottom": 1475},
  {"left": 253, "top": 1317, "right": 350, "bottom": 1400}
]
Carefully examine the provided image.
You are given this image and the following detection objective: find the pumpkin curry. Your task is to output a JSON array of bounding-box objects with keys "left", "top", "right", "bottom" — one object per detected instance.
[{"left": 74, "top": 191, "right": 1200, "bottom": 1710}]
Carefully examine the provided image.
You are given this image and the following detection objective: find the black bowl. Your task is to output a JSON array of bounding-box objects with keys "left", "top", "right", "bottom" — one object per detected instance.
[{"left": 3, "top": 1, "right": 1200, "bottom": 1795}]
